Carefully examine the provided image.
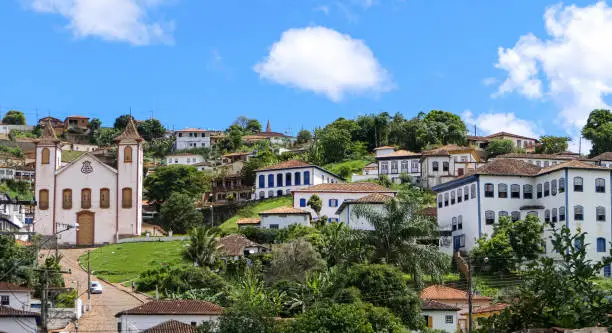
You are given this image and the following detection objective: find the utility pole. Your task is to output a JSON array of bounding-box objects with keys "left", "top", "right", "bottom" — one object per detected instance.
[
  {"left": 41, "top": 270, "right": 48, "bottom": 332},
  {"left": 210, "top": 205, "right": 214, "bottom": 227},
  {"left": 87, "top": 250, "right": 91, "bottom": 311}
]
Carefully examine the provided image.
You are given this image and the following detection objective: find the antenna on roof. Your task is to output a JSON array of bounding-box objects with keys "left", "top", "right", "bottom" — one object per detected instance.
[{"left": 474, "top": 125, "right": 476, "bottom": 136}]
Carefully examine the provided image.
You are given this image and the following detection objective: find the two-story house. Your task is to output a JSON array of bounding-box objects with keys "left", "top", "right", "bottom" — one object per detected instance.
[
  {"left": 173, "top": 128, "right": 219, "bottom": 150},
  {"left": 421, "top": 144, "right": 482, "bottom": 188},
  {"left": 375, "top": 147, "right": 422, "bottom": 184}
]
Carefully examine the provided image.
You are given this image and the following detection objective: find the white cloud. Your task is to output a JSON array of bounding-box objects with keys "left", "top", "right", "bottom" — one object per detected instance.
[
  {"left": 314, "top": 5, "right": 330, "bottom": 15},
  {"left": 29, "top": 0, "right": 174, "bottom": 45},
  {"left": 494, "top": 1, "right": 612, "bottom": 141},
  {"left": 462, "top": 110, "right": 542, "bottom": 139},
  {"left": 254, "top": 26, "right": 393, "bottom": 101},
  {"left": 482, "top": 77, "right": 498, "bottom": 86}
]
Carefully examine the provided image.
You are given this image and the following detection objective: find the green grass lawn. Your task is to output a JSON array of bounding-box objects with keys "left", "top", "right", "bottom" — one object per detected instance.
[
  {"left": 78, "top": 241, "right": 187, "bottom": 283},
  {"left": 323, "top": 158, "right": 374, "bottom": 181},
  {"left": 61, "top": 150, "right": 86, "bottom": 163},
  {"left": 219, "top": 196, "right": 293, "bottom": 233}
]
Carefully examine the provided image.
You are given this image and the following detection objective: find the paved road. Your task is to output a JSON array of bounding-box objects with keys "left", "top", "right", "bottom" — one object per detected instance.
[{"left": 58, "top": 249, "right": 144, "bottom": 333}]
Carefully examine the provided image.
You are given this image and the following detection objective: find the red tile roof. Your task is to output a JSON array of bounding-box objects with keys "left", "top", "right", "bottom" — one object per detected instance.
[
  {"left": 259, "top": 206, "right": 310, "bottom": 215},
  {"left": 497, "top": 153, "right": 579, "bottom": 161},
  {"left": 351, "top": 193, "right": 394, "bottom": 203},
  {"left": 591, "top": 152, "right": 612, "bottom": 161},
  {"left": 538, "top": 159, "right": 609, "bottom": 174},
  {"left": 467, "top": 158, "right": 541, "bottom": 177},
  {"left": 218, "top": 234, "right": 267, "bottom": 257},
  {"left": 486, "top": 131, "right": 537, "bottom": 141},
  {"left": 236, "top": 217, "right": 261, "bottom": 225},
  {"left": 114, "top": 118, "right": 143, "bottom": 142},
  {"left": 421, "top": 285, "right": 491, "bottom": 301},
  {"left": 255, "top": 160, "right": 311, "bottom": 171},
  {"left": 374, "top": 145, "right": 395, "bottom": 150},
  {"left": 65, "top": 115, "right": 90, "bottom": 119},
  {"left": 0, "top": 306, "right": 39, "bottom": 318},
  {"left": 422, "top": 299, "right": 461, "bottom": 311},
  {"left": 116, "top": 300, "right": 223, "bottom": 316},
  {"left": 292, "top": 182, "right": 395, "bottom": 193},
  {"left": 473, "top": 303, "right": 509, "bottom": 314},
  {"left": 142, "top": 320, "right": 197, "bottom": 333},
  {"left": 422, "top": 144, "right": 474, "bottom": 156},
  {"left": 0, "top": 282, "right": 32, "bottom": 292}
]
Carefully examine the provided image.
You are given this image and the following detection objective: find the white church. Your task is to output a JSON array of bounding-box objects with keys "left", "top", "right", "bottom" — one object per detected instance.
[{"left": 34, "top": 119, "right": 143, "bottom": 245}]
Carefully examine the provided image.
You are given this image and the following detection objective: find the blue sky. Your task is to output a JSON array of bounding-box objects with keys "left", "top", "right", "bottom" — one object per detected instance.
[{"left": 1, "top": 0, "right": 611, "bottom": 151}]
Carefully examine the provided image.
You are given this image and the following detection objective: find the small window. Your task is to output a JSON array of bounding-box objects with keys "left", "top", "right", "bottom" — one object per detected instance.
[
  {"left": 432, "top": 162, "right": 439, "bottom": 172},
  {"left": 523, "top": 184, "right": 533, "bottom": 199},
  {"left": 268, "top": 174, "right": 275, "bottom": 188},
  {"left": 464, "top": 186, "right": 469, "bottom": 200},
  {"left": 551, "top": 179, "right": 557, "bottom": 196},
  {"left": 552, "top": 208, "right": 557, "bottom": 223},
  {"left": 328, "top": 199, "right": 338, "bottom": 207},
  {"left": 574, "top": 205, "right": 583, "bottom": 221},
  {"left": 442, "top": 162, "right": 449, "bottom": 172},
  {"left": 458, "top": 215, "right": 463, "bottom": 230},
  {"left": 294, "top": 172, "right": 301, "bottom": 185},
  {"left": 39, "top": 190, "right": 49, "bottom": 210},
  {"left": 484, "top": 183, "right": 494, "bottom": 197},
  {"left": 544, "top": 161, "right": 550, "bottom": 167},
  {"left": 597, "top": 206, "right": 606, "bottom": 221},
  {"left": 597, "top": 238, "right": 607, "bottom": 252},
  {"left": 511, "top": 184, "right": 520, "bottom": 198},
  {"left": 527, "top": 211, "right": 538, "bottom": 218},
  {"left": 41, "top": 148, "right": 50, "bottom": 165},
  {"left": 544, "top": 209, "right": 550, "bottom": 223},
  {"left": 124, "top": 146, "right": 133, "bottom": 163},
  {"left": 122, "top": 188, "right": 133, "bottom": 209},
  {"left": 63, "top": 189, "right": 73, "bottom": 210},
  {"left": 100, "top": 188, "right": 110, "bottom": 209},
  {"left": 596, "top": 178, "right": 606, "bottom": 193},
  {"left": 544, "top": 182, "right": 550, "bottom": 197},
  {"left": 559, "top": 206, "right": 566, "bottom": 221},
  {"left": 536, "top": 161, "right": 542, "bottom": 167},
  {"left": 258, "top": 175, "right": 265, "bottom": 188},
  {"left": 304, "top": 171, "right": 311, "bottom": 185},
  {"left": 470, "top": 184, "right": 476, "bottom": 199},
  {"left": 499, "top": 211, "right": 508, "bottom": 219},
  {"left": 498, "top": 184, "right": 508, "bottom": 198},
  {"left": 452, "top": 217, "right": 457, "bottom": 231},
  {"left": 285, "top": 173, "right": 292, "bottom": 186},
  {"left": 445, "top": 315, "right": 454, "bottom": 324},
  {"left": 559, "top": 177, "right": 565, "bottom": 192},
  {"left": 511, "top": 211, "right": 520, "bottom": 222},
  {"left": 536, "top": 184, "right": 543, "bottom": 198},
  {"left": 81, "top": 188, "right": 91, "bottom": 209},
  {"left": 457, "top": 189, "right": 463, "bottom": 203},
  {"left": 438, "top": 195, "right": 443, "bottom": 208},
  {"left": 299, "top": 198, "right": 306, "bottom": 207},
  {"left": 574, "top": 177, "right": 583, "bottom": 192},
  {"left": 277, "top": 174, "right": 283, "bottom": 187},
  {"left": 485, "top": 210, "right": 495, "bottom": 225},
  {"left": 444, "top": 193, "right": 449, "bottom": 207},
  {"left": 0, "top": 295, "right": 8, "bottom": 306},
  {"left": 270, "top": 224, "right": 279, "bottom": 229},
  {"left": 450, "top": 191, "right": 456, "bottom": 205}
]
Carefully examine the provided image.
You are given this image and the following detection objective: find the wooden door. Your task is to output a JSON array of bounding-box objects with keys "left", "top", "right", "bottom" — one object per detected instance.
[{"left": 77, "top": 212, "right": 94, "bottom": 245}]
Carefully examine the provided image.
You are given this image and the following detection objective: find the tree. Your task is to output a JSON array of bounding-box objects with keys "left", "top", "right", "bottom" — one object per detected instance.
[
  {"left": 93, "top": 127, "right": 120, "bottom": 147},
  {"left": 291, "top": 303, "right": 375, "bottom": 333},
  {"left": 472, "top": 215, "right": 544, "bottom": 274},
  {"left": 144, "top": 137, "right": 174, "bottom": 159},
  {"left": 136, "top": 264, "right": 228, "bottom": 296},
  {"left": 307, "top": 194, "right": 322, "bottom": 217},
  {"left": 0, "top": 235, "right": 35, "bottom": 285},
  {"left": 476, "top": 226, "right": 612, "bottom": 331},
  {"left": 582, "top": 109, "right": 612, "bottom": 157},
  {"left": 422, "top": 110, "right": 467, "bottom": 145},
  {"left": 184, "top": 227, "right": 219, "bottom": 267},
  {"left": 268, "top": 238, "right": 326, "bottom": 282},
  {"left": 137, "top": 118, "right": 166, "bottom": 141},
  {"left": 535, "top": 136, "right": 570, "bottom": 154},
  {"left": 486, "top": 139, "right": 515, "bottom": 157},
  {"left": 246, "top": 119, "right": 262, "bottom": 133},
  {"left": 144, "top": 165, "right": 210, "bottom": 205},
  {"left": 88, "top": 118, "right": 102, "bottom": 133},
  {"left": 352, "top": 198, "right": 449, "bottom": 288},
  {"left": 318, "top": 223, "right": 370, "bottom": 267},
  {"left": 2, "top": 110, "right": 26, "bottom": 125},
  {"left": 158, "top": 192, "right": 202, "bottom": 233},
  {"left": 113, "top": 114, "right": 133, "bottom": 130},
  {"left": 296, "top": 129, "right": 312, "bottom": 145}
]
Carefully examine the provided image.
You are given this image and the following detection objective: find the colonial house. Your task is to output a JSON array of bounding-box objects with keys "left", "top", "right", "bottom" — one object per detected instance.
[
  {"left": 38, "top": 116, "right": 64, "bottom": 136},
  {"left": 242, "top": 121, "right": 292, "bottom": 145},
  {"left": 221, "top": 152, "right": 253, "bottom": 164},
  {"left": 0, "top": 282, "right": 32, "bottom": 311},
  {"left": 335, "top": 193, "right": 394, "bottom": 230},
  {"left": 254, "top": 160, "right": 343, "bottom": 200},
  {"left": 115, "top": 300, "right": 223, "bottom": 333},
  {"left": 165, "top": 153, "right": 204, "bottom": 166},
  {"left": 376, "top": 148, "right": 422, "bottom": 184},
  {"left": 591, "top": 152, "right": 612, "bottom": 168},
  {"left": 63, "top": 115, "right": 89, "bottom": 131},
  {"left": 421, "top": 284, "right": 492, "bottom": 332},
  {"left": 207, "top": 174, "right": 252, "bottom": 204},
  {"left": 421, "top": 299, "right": 460, "bottom": 332},
  {"left": 493, "top": 152, "right": 588, "bottom": 167},
  {"left": 351, "top": 162, "right": 378, "bottom": 182},
  {"left": 142, "top": 320, "right": 196, "bottom": 333},
  {"left": 292, "top": 183, "right": 396, "bottom": 222},
  {"left": 173, "top": 128, "right": 219, "bottom": 150},
  {"left": 218, "top": 234, "right": 268, "bottom": 260},
  {"left": 0, "top": 305, "right": 39, "bottom": 333},
  {"left": 34, "top": 119, "right": 143, "bottom": 245},
  {"left": 468, "top": 131, "right": 538, "bottom": 153},
  {"left": 0, "top": 192, "right": 34, "bottom": 241},
  {"left": 258, "top": 206, "right": 311, "bottom": 229},
  {"left": 433, "top": 158, "right": 612, "bottom": 276},
  {"left": 421, "top": 144, "right": 482, "bottom": 188},
  {"left": 236, "top": 217, "right": 262, "bottom": 228}
]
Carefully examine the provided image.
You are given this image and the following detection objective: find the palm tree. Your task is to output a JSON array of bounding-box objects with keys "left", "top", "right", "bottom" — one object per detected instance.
[
  {"left": 353, "top": 198, "right": 448, "bottom": 288},
  {"left": 184, "top": 227, "right": 219, "bottom": 267}
]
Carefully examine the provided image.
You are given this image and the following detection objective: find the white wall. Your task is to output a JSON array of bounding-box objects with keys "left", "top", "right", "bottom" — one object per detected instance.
[
  {"left": 337, "top": 203, "right": 384, "bottom": 230},
  {"left": 422, "top": 153, "right": 479, "bottom": 188},
  {"left": 254, "top": 167, "right": 342, "bottom": 200},
  {"left": 422, "top": 310, "right": 458, "bottom": 332},
  {"left": 260, "top": 214, "right": 310, "bottom": 229},
  {"left": 174, "top": 131, "right": 211, "bottom": 150},
  {"left": 0, "top": 124, "right": 33, "bottom": 135},
  {"left": 166, "top": 154, "right": 204, "bottom": 166},
  {"left": 117, "top": 142, "right": 143, "bottom": 237},
  {"left": 118, "top": 314, "right": 219, "bottom": 333},
  {"left": 0, "top": 317, "right": 38, "bottom": 333},
  {"left": 0, "top": 290, "right": 31, "bottom": 311},
  {"left": 378, "top": 157, "right": 421, "bottom": 183},
  {"left": 34, "top": 144, "right": 61, "bottom": 237},
  {"left": 293, "top": 191, "right": 394, "bottom": 221}
]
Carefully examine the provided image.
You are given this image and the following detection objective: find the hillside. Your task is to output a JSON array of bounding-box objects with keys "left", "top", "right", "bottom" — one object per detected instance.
[
  {"left": 219, "top": 196, "right": 293, "bottom": 233},
  {"left": 323, "top": 158, "right": 373, "bottom": 181}
]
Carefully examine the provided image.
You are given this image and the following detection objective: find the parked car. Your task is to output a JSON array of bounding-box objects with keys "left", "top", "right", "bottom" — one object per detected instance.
[{"left": 90, "top": 281, "right": 103, "bottom": 294}]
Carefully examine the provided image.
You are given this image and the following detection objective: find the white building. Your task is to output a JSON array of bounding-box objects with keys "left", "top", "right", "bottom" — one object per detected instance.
[
  {"left": 34, "top": 119, "right": 143, "bottom": 245},
  {"left": 165, "top": 153, "right": 204, "bottom": 166},
  {"left": 115, "top": 300, "right": 222, "bottom": 333},
  {"left": 258, "top": 206, "right": 311, "bottom": 229},
  {"left": 292, "top": 183, "right": 396, "bottom": 222},
  {"left": 351, "top": 162, "right": 378, "bottom": 182},
  {"left": 0, "top": 306, "right": 39, "bottom": 333},
  {"left": 376, "top": 147, "right": 422, "bottom": 184},
  {"left": 0, "top": 124, "right": 33, "bottom": 135},
  {"left": 335, "top": 193, "right": 393, "bottom": 230},
  {"left": 493, "top": 152, "right": 588, "bottom": 168},
  {"left": 468, "top": 131, "right": 538, "bottom": 152},
  {"left": 591, "top": 152, "right": 612, "bottom": 168},
  {"left": 254, "top": 160, "right": 343, "bottom": 200},
  {"left": 421, "top": 144, "right": 483, "bottom": 188},
  {"left": 173, "top": 128, "right": 216, "bottom": 150},
  {"left": 433, "top": 159, "right": 612, "bottom": 276},
  {"left": 421, "top": 299, "right": 460, "bottom": 332},
  {"left": 0, "top": 193, "right": 32, "bottom": 241},
  {"left": 0, "top": 282, "right": 32, "bottom": 311}
]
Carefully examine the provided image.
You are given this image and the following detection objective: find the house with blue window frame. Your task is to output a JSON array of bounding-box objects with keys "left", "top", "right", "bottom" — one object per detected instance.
[
  {"left": 433, "top": 158, "right": 612, "bottom": 277},
  {"left": 254, "top": 160, "right": 343, "bottom": 200}
]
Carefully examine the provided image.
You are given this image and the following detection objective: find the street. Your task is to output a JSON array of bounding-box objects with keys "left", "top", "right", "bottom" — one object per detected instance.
[{"left": 58, "top": 249, "right": 145, "bottom": 333}]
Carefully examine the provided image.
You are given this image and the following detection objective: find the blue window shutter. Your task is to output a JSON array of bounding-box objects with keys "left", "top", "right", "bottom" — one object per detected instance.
[{"left": 597, "top": 238, "right": 606, "bottom": 252}]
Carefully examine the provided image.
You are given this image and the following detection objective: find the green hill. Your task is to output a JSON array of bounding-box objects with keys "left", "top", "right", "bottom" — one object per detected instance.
[{"left": 219, "top": 196, "right": 293, "bottom": 233}]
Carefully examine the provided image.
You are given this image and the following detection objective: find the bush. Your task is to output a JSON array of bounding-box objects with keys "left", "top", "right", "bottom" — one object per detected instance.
[
  {"left": 136, "top": 265, "right": 229, "bottom": 297},
  {"left": 239, "top": 227, "right": 279, "bottom": 244}
]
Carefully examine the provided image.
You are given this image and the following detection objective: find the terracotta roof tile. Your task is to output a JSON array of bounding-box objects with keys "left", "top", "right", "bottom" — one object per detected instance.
[
  {"left": 421, "top": 285, "right": 491, "bottom": 301},
  {"left": 142, "top": 320, "right": 197, "bottom": 333},
  {"left": 37, "top": 119, "right": 61, "bottom": 145},
  {"left": 0, "top": 305, "right": 39, "bottom": 318},
  {"left": 114, "top": 118, "right": 143, "bottom": 142},
  {"left": 236, "top": 217, "right": 261, "bottom": 225},
  {"left": 591, "top": 152, "right": 612, "bottom": 161},
  {"left": 293, "top": 182, "right": 395, "bottom": 193},
  {"left": 0, "top": 282, "right": 32, "bottom": 292},
  {"left": 255, "top": 160, "right": 311, "bottom": 171},
  {"left": 378, "top": 149, "right": 421, "bottom": 158},
  {"left": 218, "top": 234, "right": 267, "bottom": 257},
  {"left": 472, "top": 303, "right": 509, "bottom": 314},
  {"left": 65, "top": 115, "right": 89, "bottom": 119},
  {"left": 537, "top": 159, "right": 609, "bottom": 174},
  {"left": 422, "top": 144, "right": 473, "bottom": 156},
  {"left": 467, "top": 135, "right": 489, "bottom": 141},
  {"left": 422, "top": 299, "right": 461, "bottom": 311},
  {"left": 350, "top": 193, "right": 394, "bottom": 203},
  {"left": 467, "top": 158, "right": 541, "bottom": 177},
  {"left": 116, "top": 300, "right": 223, "bottom": 316},
  {"left": 498, "top": 153, "right": 579, "bottom": 161},
  {"left": 486, "top": 131, "right": 537, "bottom": 141},
  {"left": 223, "top": 152, "right": 252, "bottom": 157},
  {"left": 259, "top": 206, "right": 310, "bottom": 215},
  {"left": 374, "top": 146, "right": 395, "bottom": 150}
]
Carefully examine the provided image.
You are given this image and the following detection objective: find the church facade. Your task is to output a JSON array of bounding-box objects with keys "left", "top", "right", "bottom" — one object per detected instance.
[{"left": 34, "top": 120, "right": 144, "bottom": 245}]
